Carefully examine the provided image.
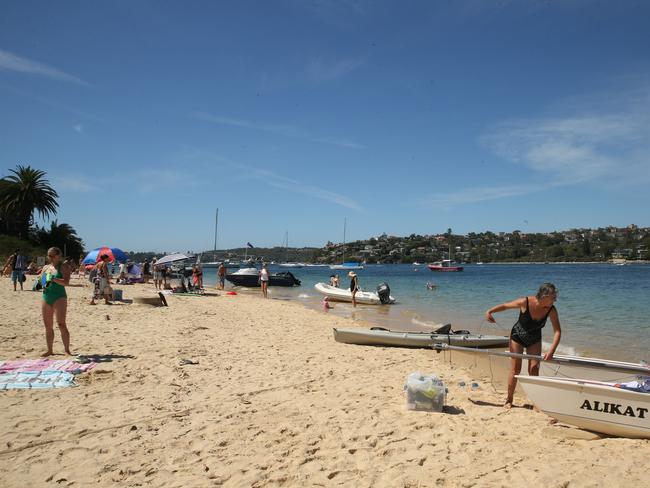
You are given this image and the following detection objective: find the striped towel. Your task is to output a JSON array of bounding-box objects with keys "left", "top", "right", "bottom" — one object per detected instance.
[
  {"left": 0, "top": 359, "right": 95, "bottom": 374},
  {"left": 0, "top": 370, "right": 76, "bottom": 390}
]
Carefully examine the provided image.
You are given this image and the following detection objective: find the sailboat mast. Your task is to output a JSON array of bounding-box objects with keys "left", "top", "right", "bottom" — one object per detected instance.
[
  {"left": 343, "top": 217, "right": 347, "bottom": 263},
  {"left": 213, "top": 208, "right": 219, "bottom": 261},
  {"left": 285, "top": 231, "right": 289, "bottom": 263}
]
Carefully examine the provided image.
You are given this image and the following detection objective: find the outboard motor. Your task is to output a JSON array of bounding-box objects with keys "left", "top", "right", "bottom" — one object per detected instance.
[{"left": 377, "top": 282, "right": 391, "bottom": 304}]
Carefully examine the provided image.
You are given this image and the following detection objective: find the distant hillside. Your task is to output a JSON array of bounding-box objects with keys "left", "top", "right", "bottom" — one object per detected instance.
[
  {"left": 312, "top": 225, "right": 650, "bottom": 264},
  {"left": 126, "top": 246, "right": 320, "bottom": 264}
]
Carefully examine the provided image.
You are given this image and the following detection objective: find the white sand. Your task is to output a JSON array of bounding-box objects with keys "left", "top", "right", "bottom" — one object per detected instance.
[{"left": 0, "top": 277, "right": 647, "bottom": 487}]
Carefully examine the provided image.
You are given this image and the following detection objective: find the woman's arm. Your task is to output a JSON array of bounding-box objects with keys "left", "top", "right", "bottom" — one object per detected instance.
[
  {"left": 485, "top": 297, "right": 525, "bottom": 323},
  {"left": 544, "top": 308, "right": 562, "bottom": 360},
  {"left": 53, "top": 264, "right": 71, "bottom": 286}
]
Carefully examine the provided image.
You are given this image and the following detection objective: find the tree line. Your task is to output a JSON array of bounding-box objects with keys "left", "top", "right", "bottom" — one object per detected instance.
[{"left": 0, "top": 165, "right": 84, "bottom": 259}]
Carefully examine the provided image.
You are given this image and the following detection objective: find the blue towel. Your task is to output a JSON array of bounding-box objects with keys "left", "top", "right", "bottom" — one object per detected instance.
[
  {"left": 0, "top": 370, "right": 76, "bottom": 390},
  {"left": 617, "top": 378, "right": 650, "bottom": 393}
]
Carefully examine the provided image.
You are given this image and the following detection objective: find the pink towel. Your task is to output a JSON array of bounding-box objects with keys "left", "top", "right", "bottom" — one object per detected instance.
[{"left": 0, "top": 359, "right": 96, "bottom": 374}]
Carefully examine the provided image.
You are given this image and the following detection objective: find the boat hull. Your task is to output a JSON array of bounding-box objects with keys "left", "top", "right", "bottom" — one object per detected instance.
[
  {"left": 333, "top": 327, "right": 509, "bottom": 348},
  {"left": 517, "top": 376, "right": 650, "bottom": 438},
  {"left": 539, "top": 355, "right": 650, "bottom": 382},
  {"left": 427, "top": 265, "right": 464, "bottom": 272},
  {"left": 226, "top": 272, "right": 301, "bottom": 287},
  {"left": 314, "top": 283, "right": 394, "bottom": 305}
]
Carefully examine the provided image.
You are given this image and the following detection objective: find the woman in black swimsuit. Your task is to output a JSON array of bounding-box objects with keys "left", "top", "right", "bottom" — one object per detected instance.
[{"left": 485, "top": 283, "right": 562, "bottom": 409}]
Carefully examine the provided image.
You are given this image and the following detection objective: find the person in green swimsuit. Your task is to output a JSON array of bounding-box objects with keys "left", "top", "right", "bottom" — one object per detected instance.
[{"left": 41, "top": 247, "right": 72, "bottom": 356}]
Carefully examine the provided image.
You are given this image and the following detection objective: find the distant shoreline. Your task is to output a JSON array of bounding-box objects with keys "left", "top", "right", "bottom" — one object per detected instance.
[{"left": 472, "top": 261, "right": 650, "bottom": 265}]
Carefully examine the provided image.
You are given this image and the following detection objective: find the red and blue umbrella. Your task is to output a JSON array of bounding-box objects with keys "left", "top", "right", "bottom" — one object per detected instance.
[{"left": 82, "top": 247, "right": 128, "bottom": 265}]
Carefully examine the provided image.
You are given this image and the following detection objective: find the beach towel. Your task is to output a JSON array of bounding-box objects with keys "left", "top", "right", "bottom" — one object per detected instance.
[
  {"left": 615, "top": 378, "right": 650, "bottom": 393},
  {"left": 0, "top": 359, "right": 96, "bottom": 374},
  {"left": 0, "top": 370, "right": 76, "bottom": 390}
]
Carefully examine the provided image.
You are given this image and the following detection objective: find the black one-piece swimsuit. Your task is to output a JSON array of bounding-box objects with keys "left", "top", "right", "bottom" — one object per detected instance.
[{"left": 510, "top": 297, "right": 554, "bottom": 348}]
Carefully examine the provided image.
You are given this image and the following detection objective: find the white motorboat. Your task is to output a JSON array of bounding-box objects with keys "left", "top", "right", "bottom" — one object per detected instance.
[
  {"left": 278, "top": 262, "right": 305, "bottom": 268},
  {"left": 333, "top": 327, "right": 509, "bottom": 348},
  {"left": 314, "top": 282, "right": 394, "bottom": 305},
  {"left": 329, "top": 262, "right": 364, "bottom": 270},
  {"left": 516, "top": 375, "right": 650, "bottom": 438}
]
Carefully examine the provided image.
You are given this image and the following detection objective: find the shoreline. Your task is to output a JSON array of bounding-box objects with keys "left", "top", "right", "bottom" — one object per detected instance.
[{"left": 2, "top": 278, "right": 647, "bottom": 486}]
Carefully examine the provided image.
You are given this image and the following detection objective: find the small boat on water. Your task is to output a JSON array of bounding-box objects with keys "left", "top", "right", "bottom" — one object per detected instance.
[
  {"left": 516, "top": 375, "right": 650, "bottom": 438},
  {"left": 226, "top": 267, "right": 301, "bottom": 287},
  {"left": 330, "top": 261, "right": 364, "bottom": 270},
  {"left": 333, "top": 326, "right": 509, "bottom": 348},
  {"left": 428, "top": 259, "right": 464, "bottom": 272},
  {"left": 314, "top": 282, "right": 394, "bottom": 304},
  {"left": 278, "top": 262, "right": 305, "bottom": 268}
]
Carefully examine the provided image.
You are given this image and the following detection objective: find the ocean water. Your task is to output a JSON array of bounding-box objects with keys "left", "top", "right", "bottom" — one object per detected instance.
[{"left": 201, "top": 264, "right": 650, "bottom": 362}]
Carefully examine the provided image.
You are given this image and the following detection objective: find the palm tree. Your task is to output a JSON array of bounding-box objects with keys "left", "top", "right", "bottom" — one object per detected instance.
[
  {"left": 34, "top": 220, "right": 85, "bottom": 259},
  {"left": 0, "top": 165, "right": 59, "bottom": 238}
]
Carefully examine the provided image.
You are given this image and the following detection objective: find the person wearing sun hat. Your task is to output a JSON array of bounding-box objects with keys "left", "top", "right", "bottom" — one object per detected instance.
[{"left": 348, "top": 271, "right": 359, "bottom": 307}]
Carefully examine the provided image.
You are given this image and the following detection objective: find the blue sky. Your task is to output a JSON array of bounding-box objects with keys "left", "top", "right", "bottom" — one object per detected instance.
[{"left": 1, "top": 0, "right": 649, "bottom": 252}]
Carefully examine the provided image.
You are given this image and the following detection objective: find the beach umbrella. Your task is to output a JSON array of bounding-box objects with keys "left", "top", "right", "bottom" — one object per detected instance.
[
  {"left": 127, "top": 264, "right": 142, "bottom": 276},
  {"left": 155, "top": 253, "right": 190, "bottom": 266},
  {"left": 82, "top": 247, "right": 128, "bottom": 265}
]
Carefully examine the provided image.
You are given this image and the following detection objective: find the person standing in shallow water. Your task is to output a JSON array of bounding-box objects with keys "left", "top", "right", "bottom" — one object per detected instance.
[
  {"left": 259, "top": 263, "right": 269, "bottom": 298},
  {"left": 348, "top": 271, "right": 359, "bottom": 307},
  {"left": 485, "top": 282, "right": 562, "bottom": 409},
  {"left": 41, "top": 247, "right": 72, "bottom": 356},
  {"left": 217, "top": 263, "right": 226, "bottom": 290}
]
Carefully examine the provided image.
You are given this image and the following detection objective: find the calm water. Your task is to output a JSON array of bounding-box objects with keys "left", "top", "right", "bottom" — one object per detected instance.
[{"left": 201, "top": 264, "right": 650, "bottom": 362}]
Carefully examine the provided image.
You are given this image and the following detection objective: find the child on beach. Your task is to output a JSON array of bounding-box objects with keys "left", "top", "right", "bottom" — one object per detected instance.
[{"left": 322, "top": 296, "right": 333, "bottom": 311}]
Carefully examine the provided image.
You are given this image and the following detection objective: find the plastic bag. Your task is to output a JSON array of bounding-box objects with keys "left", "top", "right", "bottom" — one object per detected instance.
[{"left": 404, "top": 372, "right": 446, "bottom": 412}]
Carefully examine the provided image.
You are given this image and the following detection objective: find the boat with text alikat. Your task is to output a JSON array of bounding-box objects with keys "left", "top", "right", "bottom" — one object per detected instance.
[
  {"left": 516, "top": 375, "right": 650, "bottom": 438},
  {"left": 427, "top": 260, "right": 464, "bottom": 272}
]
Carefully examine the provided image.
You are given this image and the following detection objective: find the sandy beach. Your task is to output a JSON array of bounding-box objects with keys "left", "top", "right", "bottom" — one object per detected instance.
[{"left": 0, "top": 277, "right": 648, "bottom": 487}]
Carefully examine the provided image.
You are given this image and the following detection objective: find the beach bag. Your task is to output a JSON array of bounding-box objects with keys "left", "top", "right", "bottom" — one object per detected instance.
[
  {"left": 404, "top": 372, "right": 446, "bottom": 412},
  {"left": 88, "top": 267, "right": 98, "bottom": 283}
]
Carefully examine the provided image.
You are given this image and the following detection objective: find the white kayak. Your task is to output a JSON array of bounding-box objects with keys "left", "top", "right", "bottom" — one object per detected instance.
[
  {"left": 333, "top": 327, "right": 510, "bottom": 348},
  {"left": 314, "top": 283, "right": 395, "bottom": 305},
  {"left": 517, "top": 375, "right": 650, "bottom": 438}
]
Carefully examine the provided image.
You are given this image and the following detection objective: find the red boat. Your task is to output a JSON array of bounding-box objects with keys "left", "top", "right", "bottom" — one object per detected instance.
[{"left": 427, "top": 260, "right": 464, "bottom": 272}]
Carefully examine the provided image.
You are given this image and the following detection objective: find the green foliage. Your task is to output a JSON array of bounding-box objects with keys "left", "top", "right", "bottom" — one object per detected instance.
[
  {"left": 33, "top": 220, "right": 85, "bottom": 260},
  {"left": 0, "top": 165, "right": 59, "bottom": 238},
  {"left": 0, "top": 235, "right": 47, "bottom": 264},
  {"left": 1, "top": 165, "right": 84, "bottom": 259}
]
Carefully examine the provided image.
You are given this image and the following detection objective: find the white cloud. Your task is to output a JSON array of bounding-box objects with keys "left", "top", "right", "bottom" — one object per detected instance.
[
  {"left": 73, "top": 124, "right": 84, "bottom": 134},
  {"left": 417, "top": 183, "right": 548, "bottom": 209},
  {"left": 133, "top": 168, "right": 200, "bottom": 193},
  {"left": 418, "top": 85, "right": 650, "bottom": 209},
  {"left": 306, "top": 57, "right": 363, "bottom": 83},
  {"left": 205, "top": 153, "right": 364, "bottom": 211},
  {"left": 0, "top": 48, "right": 89, "bottom": 86},
  {"left": 192, "top": 112, "right": 363, "bottom": 149},
  {"left": 52, "top": 176, "right": 97, "bottom": 193}
]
